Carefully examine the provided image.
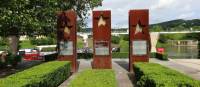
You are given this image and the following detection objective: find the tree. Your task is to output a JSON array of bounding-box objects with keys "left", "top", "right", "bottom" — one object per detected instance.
[
  {"left": 151, "top": 25, "right": 163, "bottom": 32},
  {"left": 0, "top": 0, "right": 102, "bottom": 55}
]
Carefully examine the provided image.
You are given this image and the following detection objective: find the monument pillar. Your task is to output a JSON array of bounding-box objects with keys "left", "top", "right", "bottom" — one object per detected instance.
[
  {"left": 92, "top": 10, "right": 112, "bottom": 69},
  {"left": 57, "top": 10, "right": 77, "bottom": 72},
  {"left": 129, "top": 10, "right": 151, "bottom": 71}
]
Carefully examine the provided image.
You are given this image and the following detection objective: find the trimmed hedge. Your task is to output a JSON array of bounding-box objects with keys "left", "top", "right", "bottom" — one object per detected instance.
[
  {"left": 150, "top": 52, "right": 168, "bottom": 60},
  {"left": 112, "top": 52, "right": 128, "bottom": 58},
  {"left": 156, "top": 53, "right": 168, "bottom": 60},
  {"left": 77, "top": 52, "right": 129, "bottom": 59},
  {"left": 68, "top": 69, "right": 117, "bottom": 87},
  {"left": 44, "top": 53, "right": 58, "bottom": 61},
  {"left": 0, "top": 61, "right": 71, "bottom": 87},
  {"left": 77, "top": 53, "right": 93, "bottom": 59},
  {"left": 41, "top": 47, "right": 56, "bottom": 52},
  {"left": 134, "top": 62, "right": 200, "bottom": 87}
]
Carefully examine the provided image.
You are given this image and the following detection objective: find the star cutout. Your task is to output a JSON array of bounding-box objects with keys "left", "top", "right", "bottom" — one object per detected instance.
[
  {"left": 135, "top": 24, "right": 142, "bottom": 34},
  {"left": 98, "top": 16, "right": 106, "bottom": 27},
  {"left": 64, "top": 27, "right": 70, "bottom": 34}
]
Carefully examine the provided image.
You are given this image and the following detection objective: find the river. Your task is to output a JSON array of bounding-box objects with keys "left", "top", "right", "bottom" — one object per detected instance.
[{"left": 166, "top": 46, "right": 200, "bottom": 59}]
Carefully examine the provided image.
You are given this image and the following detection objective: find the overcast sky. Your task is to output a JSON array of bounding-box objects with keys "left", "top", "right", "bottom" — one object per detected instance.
[{"left": 86, "top": 0, "right": 200, "bottom": 28}]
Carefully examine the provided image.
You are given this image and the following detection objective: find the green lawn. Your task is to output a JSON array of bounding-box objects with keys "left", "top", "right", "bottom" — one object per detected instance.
[
  {"left": 68, "top": 69, "right": 117, "bottom": 87},
  {"left": 19, "top": 40, "right": 36, "bottom": 49},
  {"left": 77, "top": 37, "right": 84, "bottom": 49}
]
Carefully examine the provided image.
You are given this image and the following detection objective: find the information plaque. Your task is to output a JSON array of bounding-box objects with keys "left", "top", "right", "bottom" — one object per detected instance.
[
  {"left": 59, "top": 41, "right": 73, "bottom": 55},
  {"left": 132, "top": 40, "right": 147, "bottom": 55},
  {"left": 95, "top": 41, "right": 109, "bottom": 55}
]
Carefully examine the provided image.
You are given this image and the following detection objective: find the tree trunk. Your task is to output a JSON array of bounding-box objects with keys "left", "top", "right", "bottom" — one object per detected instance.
[{"left": 8, "top": 36, "right": 19, "bottom": 55}]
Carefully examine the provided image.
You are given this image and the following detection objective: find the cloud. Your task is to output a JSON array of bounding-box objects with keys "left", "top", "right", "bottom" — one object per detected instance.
[
  {"left": 151, "top": 0, "right": 176, "bottom": 10},
  {"left": 86, "top": 0, "right": 200, "bottom": 28}
]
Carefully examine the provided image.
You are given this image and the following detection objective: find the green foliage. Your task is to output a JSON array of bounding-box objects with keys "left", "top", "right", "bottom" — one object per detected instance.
[
  {"left": 0, "top": 0, "right": 102, "bottom": 37},
  {"left": 44, "top": 53, "right": 58, "bottom": 61},
  {"left": 151, "top": 25, "right": 163, "bottom": 32},
  {"left": 0, "top": 37, "right": 9, "bottom": 50},
  {"left": 0, "top": 61, "right": 71, "bottom": 87},
  {"left": 19, "top": 40, "right": 36, "bottom": 49},
  {"left": 68, "top": 69, "right": 117, "bottom": 87},
  {"left": 156, "top": 53, "right": 168, "bottom": 60},
  {"left": 6, "top": 54, "right": 22, "bottom": 66},
  {"left": 77, "top": 37, "right": 84, "bottom": 49},
  {"left": 77, "top": 53, "right": 93, "bottom": 59},
  {"left": 41, "top": 47, "right": 56, "bottom": 52},
  {"left": 0, "top": 52, "right": 23, "bottom": 67},
  {"left": 150, "top": 19, "right": 200, "bottom": 31},
  {"left": 150, "top": 52, "right": 168, "bottom": 60},
  {"left": 134, "top": 62, "right": 200, "bottom": 87},
  {"left": 30, "top": 37, "right": 56, "bottom": 45},
  {"left": 120, "top": 35, "right": 129, "bottom": 41},
  {"left": 157, "top": 33, "right": 200, "bottom": 48},
  {"left": 111, "top": 36, "right": 120, "bottom": 44},
  {"left": 119, "top": 40, "right": 129, "bottom": 52},
  {"left": 150, "top": 52, "right": 157, "bottom": 58},
  {"left": 112, "top": 52, "right": 128, "bottom": 58}
]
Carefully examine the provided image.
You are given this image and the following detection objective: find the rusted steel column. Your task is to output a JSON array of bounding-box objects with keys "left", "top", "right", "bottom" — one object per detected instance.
[
  {"left": 57, "top": 10, "right": 77, "bottom": 72},
  {"left": 92, "top": 10, "right": 112, "bottom": 69},
  {"left": 129, "top": 9, "right": 151, "bottom": 72}
]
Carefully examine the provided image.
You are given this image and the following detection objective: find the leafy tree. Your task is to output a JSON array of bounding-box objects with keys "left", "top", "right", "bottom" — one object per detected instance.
[
  {"left": 0, "top": 0, "right": 102, "bottom": 54},
  {"left": 111, "top": 36, "right": 120, "bottom": 44},
  {"left": 151, "top": 25, "right": 163, "bottom": 32}
]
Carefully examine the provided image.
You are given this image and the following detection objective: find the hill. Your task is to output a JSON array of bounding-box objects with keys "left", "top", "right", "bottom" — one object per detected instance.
[{"left": 150, "top": 19, "right": 200, "bottom": 31}]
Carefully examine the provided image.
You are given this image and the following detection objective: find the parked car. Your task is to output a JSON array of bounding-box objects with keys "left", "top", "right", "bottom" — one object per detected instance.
[
  {"left": 18, "top": 49, "right": 43, "bottom": 61},
  {"left": 112, "top": 47, "right": 120, "bottom": 52}
]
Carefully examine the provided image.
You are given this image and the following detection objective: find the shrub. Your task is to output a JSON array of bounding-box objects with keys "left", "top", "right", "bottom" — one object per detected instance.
[
  {"left": 120, "top": 34, "right": 129, "bottom": 41},
  {"left": 150, "top": 52, "right": 168, "bottom": 60},
  {"left": 44, "top": 53, "right": 58, "bottom": 61},
  {"left": 0, "top": 61, "right": 71, "bottom": 87},
  {"left": 30, "top": 37, "right": 56, "bottom": 45},
  {"left": 134, "top": 62, "right": 200, "bottom": 87},
  {"left": 5, "top": 53, "right": 22, "bottom": 67},
  {"left": 68, "top": 69, "right": 117, "bottom": 87},
  {"left": 111, "top": 36, "right": 120, "bottom": 44},
  {"left": 0, "top": 60, "right": 5, "bottom": 68},
  {"left": 150, "top": 52, "right": 157, "bottom": 58},
  {"left": 112, "top": 52, "right": 128, "bottom": 58},
  {"left": 156, "top": 53, "right": 168, "bottom": 60},
  {"left": 77, "top": 53, "right": 93, "bottom": 59},
  {"left": 41, "top": 47, "right": 56, "bottom": 52}
]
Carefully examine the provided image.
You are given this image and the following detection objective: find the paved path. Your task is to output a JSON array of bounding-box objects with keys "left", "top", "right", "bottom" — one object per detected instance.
[
  {"left": 58, "top": 59, "right": 92, "bottom": 87},
  {"left": 150, "top": 58, "right": 200, "bottom": 80},
  {"left": 112, "top": 59, "right": 135, "bottom": 87}
]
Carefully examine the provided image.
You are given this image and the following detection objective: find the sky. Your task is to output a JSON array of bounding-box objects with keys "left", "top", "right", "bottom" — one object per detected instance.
[{"left": 86, "top": 0, "right": 200, "bottom": 28}]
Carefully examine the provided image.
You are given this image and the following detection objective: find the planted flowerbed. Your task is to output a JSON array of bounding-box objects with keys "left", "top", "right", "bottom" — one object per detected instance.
[
  {"left": 68, "top": 69, "right": 117, "bottom": 87},
  {"left": 134, "top": 62, "right": 200, "bottom": 87},
  {"left": 0, "top": 61, "right": 71, "bottom": 87}
]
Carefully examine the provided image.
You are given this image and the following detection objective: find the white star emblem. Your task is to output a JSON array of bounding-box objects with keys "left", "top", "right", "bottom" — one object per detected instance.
[
  {"left": 64, "top": 27, "right": 70, "bottom": 34},
  {"left": 98, "top": 16, "right": 106, "bottom": 27},
  {"left": 135, "top": 24, "right": 142, "bottom": 34}
]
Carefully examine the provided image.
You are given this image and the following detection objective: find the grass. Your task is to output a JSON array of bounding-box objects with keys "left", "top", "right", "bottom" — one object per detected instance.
[
  {"left": 19, "top": 40, "right": 36, "bottom": 49},
  {"left": 77, "top": 37, "right": 84, "bottom": 49},
  {"left": 112, "top": 52, "right": 128, "bottom": 58},
  {"left": 68, "top": 69, "right": 117, "bottom": 87},
  {"left": 134, "top": 62, "right": 200, "bottom": 87},
  {"left": 119, "top": 40, "right": 129, "bottom": 52}
]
